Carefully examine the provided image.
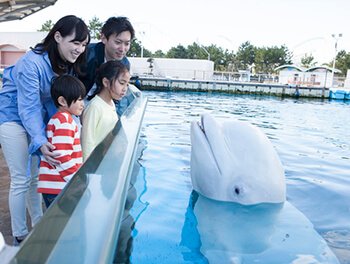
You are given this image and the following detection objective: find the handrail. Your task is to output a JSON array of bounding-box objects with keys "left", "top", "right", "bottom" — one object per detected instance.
[{"left": 3, "top": 85, "right": 147, "bottom": 263}]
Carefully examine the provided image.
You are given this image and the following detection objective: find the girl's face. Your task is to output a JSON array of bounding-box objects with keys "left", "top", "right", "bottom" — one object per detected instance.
[
  {"left": 55, "top": 31, "right": 88, "bottom": 63},
  {"left": 107, "top": 71, "right": 130, "bottom": 100}
]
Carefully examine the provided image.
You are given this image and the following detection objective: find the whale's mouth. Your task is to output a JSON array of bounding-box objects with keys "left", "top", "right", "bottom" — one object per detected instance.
[
  {"left": 197, "top": 114, "right": 207, "bottom": 134},
  {"left": 197, "top": 121, "right": 205, "bottom": 134}
]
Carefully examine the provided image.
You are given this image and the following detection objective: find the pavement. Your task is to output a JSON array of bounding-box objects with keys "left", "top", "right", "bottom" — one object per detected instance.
[{"left": 0, "top": 145, "right": 12, "bottom": 245}]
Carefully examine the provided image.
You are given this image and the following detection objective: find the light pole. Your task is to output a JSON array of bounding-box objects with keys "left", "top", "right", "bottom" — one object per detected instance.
[
  {"left": 331, "top": 33, "right": 342, "bottom": 87},
  {"left": 196, "top": 39, "right": 210, "bottom": 61},
  {"left": 139, "top": 31, "right": 145, "bottom": 58}
]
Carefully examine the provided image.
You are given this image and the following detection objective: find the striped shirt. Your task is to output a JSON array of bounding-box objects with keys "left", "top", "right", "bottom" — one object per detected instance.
[{"left": 38, "top": 111, "right": 82, "bottom": 194}]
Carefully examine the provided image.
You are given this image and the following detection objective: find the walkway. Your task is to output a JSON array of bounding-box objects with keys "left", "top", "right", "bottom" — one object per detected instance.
[{"left": 0, "top": 146, "right": 12, "bottom": 245}]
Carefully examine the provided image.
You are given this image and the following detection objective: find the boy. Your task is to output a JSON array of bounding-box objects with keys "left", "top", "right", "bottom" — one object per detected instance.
[{"left": 37, "top": 75, "right": 85, "bottom": 208}]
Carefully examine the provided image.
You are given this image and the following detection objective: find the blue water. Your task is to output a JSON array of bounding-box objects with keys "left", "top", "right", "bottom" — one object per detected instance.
[{"left": 119, "top": 91, "right": 350, "bottom": 263}]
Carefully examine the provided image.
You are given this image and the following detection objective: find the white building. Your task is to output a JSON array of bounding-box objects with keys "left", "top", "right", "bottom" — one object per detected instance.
[
  {"left": 129, "top": 57, "right": 214, "bottom": 80},
  {"left": 275, "top": 65, "right": 342, "bottom": 88}
]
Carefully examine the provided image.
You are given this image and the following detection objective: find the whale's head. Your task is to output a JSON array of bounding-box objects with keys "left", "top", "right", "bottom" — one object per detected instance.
[{"left": 190, "top": 113, "right": 286, "bottom": 205}]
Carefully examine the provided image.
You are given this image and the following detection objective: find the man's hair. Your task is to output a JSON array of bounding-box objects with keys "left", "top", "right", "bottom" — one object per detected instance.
[
  {"left": 101, "top": 16, "right": 135, "bottom": 40},
  {"left": 51, "top": 75, "right": 86, "bottom": 108}
]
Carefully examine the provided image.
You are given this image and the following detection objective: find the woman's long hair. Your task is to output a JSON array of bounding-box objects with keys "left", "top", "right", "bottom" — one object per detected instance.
[{"left": 33, "top": 15, "right": 90, "bottom": 76}]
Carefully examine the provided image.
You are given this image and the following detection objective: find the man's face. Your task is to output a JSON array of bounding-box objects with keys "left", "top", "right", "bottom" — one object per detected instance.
[{"left": 102, "top": 31, "right": 131, "bottom": 61}]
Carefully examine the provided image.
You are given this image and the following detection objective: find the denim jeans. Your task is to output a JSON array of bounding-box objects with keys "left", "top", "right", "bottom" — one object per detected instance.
[
  {"left": 0, "top": 122, "right": 43, "bottom": 237},
  {"left": 42, "top": 193, "right": 58, "bottom": 209}
]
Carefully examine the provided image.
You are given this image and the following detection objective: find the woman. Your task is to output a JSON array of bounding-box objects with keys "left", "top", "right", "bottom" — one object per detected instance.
[{"left": 0, "top": 15, "right": 90, "bottom": 246}]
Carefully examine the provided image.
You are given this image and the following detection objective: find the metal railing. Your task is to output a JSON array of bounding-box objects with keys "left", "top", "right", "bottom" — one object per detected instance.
[
  {"left": 130, "top": 66, "right": 346, "bottom": 88},
  {"left": 1, "top": 85, "right": 148, "bottom": 264}
]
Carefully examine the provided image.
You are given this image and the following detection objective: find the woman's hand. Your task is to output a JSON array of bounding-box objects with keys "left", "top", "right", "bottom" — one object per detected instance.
[{"left": 40, "top": 142, "right": 60, "bottom": 167}]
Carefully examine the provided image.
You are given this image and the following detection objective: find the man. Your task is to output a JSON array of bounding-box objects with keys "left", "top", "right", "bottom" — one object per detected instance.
[{"left": 79, "top": 16, "right": 135, "bottom": 114}]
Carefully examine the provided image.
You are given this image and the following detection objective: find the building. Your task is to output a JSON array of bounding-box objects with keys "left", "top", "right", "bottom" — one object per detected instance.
[
  {"left": 275, "top": 65, "right": 342, "bottom": 88},
  {"left": 129, "top": 57, "right": 214, "bottom": 80},
  {"left": 0, "top": 32, "right": 47, "bottom": 69}
]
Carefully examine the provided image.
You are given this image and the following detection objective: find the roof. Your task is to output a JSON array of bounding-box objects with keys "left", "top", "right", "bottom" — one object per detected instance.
[
  {"left": 275, "top": 64, "right": 341, "bottom": 73},
  {"left": 0, "top": 43, "right": 26, "bottom": 50},
  {"left": 306, "top": 65, "right": 342, "bottom": 73},
  {"left": 0, "top": 0, "right": 57, "bottom": 23},
  {"left": 274, "top": 65, "right": 304, "bottom": 72}
]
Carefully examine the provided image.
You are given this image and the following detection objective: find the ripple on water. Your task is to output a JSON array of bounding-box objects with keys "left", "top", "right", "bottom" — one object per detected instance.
[
  {"left": 129, "top": 91, "right": 350, "bottom": 263},
  {"left": 323, "top": 230, "right": 350, "bottom": 264}
]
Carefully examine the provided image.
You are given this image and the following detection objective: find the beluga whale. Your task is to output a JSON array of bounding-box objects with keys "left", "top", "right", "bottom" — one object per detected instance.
[{"left": 190, "top": 112, "right": 286, "bottom": 205}]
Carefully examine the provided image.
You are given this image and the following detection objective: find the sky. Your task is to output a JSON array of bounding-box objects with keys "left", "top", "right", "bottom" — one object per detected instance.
[{"left": 0, "top": 0, "right": 349, "bottom": 65}]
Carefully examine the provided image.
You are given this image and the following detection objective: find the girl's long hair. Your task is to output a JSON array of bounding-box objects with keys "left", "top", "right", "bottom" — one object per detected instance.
[
  {"left": 33, "top": 15, "right": 90, "bottom": 76},
  {"left": 88, "top": 60, "right": 129, "bottom": 101}
]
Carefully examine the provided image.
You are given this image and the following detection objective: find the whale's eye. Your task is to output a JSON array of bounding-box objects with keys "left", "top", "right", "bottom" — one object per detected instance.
[{"left": 233, "top": 186, "right": 242, "bottom": 195}]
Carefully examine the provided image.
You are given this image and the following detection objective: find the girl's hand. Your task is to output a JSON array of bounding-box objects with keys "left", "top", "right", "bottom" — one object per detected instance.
[{"left": 40, "top": 142, "right": 60, "bottom": 167}]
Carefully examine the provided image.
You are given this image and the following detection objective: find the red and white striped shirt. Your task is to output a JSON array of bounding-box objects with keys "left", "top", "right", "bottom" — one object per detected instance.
[{"left": 38, "top": 111, "right": 82, "bottom": 194}]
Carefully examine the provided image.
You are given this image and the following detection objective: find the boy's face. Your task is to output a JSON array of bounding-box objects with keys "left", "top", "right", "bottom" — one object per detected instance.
[
  {"left": 102, "top": 31, "right": 131, "bottom": 61},
  {"left": 67, "top": 97, "right": 85, "bottom": 116}
]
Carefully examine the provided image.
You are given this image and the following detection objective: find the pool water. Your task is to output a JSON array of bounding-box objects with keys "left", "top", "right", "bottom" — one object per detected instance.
[{"left": 118, "top": 91, "right": 350, "bottom": 263}]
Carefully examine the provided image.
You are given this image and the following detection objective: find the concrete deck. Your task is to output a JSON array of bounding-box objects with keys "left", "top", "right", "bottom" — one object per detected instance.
[{"left": 135, "top": 77, "right": 331, "bottom": 99}]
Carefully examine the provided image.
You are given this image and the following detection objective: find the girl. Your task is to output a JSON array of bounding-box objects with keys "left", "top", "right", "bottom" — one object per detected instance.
[
  {"left": 0, "top": 15, "right": 90, "bottom": 246},
  {"left": 81, "top": 60, "right": 130, "bottom": 161}
]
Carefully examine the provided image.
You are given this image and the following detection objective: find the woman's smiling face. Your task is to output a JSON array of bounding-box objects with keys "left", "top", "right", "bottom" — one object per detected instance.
[{"left": 55, "top": 31, "right": 88, "bottom": 63}]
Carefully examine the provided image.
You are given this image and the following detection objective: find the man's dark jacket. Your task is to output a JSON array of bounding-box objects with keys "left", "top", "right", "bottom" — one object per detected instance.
[{"left": 79, "top": 42, "right": 130, "bottom": 94}]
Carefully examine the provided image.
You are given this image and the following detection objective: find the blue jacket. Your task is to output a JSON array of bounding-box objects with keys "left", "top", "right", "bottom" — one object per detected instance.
[{"left": 0, "top": 50, "right": 57, "bottom": 154}]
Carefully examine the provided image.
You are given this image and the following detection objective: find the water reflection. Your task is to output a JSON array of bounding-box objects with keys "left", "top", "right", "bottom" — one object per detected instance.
[
  {"left": 113, "top": 137, "right": 147, "bottom": 263},
  {"left": 180, "top": 191, "right": 339, "bottom": 263},
  {"left": 180, "top": 191, "right": 283, "bottom": 263}
]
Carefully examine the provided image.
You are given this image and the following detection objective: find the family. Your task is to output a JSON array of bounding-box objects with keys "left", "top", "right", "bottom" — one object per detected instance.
[{"left": 0, "top": 15, "right": 135, "bottom": 246}]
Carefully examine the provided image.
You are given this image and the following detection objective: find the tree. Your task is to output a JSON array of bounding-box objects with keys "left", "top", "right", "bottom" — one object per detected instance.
[
  {"left": 236, "top": 41, "right": 256, "bottom": 70},
  {"left": 206, "top": 44, "right": 226, "bottom": 71},
  {"left": 127, "top": 38, "right": 152, "bottom": 57},
  {"left": 166, "top": 44, "right": 188, "bottom": 59},
  {"left": 147, "top": 57, "right": 154, "bottom": 74},
  {"left": 128, "top": 38, "right": 142, "bottom": 57},
  {"left": 301, "top": 53, "right": 317, "bottom": 68},
  {"left": 334, "top": 50, "right": 350, "bottom": 76},
  {"left": 187, "top": 42, "right": 206, "bottom": 60},
  {"left": 88, "top": 16, "right": 103, "bottom": 40},
  {"left": 153, "top": 50, "right": 165, "bottom": 58},
  {"left": 38, "top": 20, "right": 54, "bottom": 32},
  {"left": 220, "top": 49, "right": 235, "bottom": 72},
  {"left": 255, "top": 45, "right": 292, "bottom": 74}
]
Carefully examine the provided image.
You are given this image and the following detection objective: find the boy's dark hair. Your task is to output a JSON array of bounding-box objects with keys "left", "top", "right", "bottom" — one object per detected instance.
[
  {"left": 88, "top": 60, "right": 129, "bottom": 100},
  {"left": 34, "top": 15, "right": 91, "bottom": 76},
  {"left": 101, "top": 16, "right": 135, "bottom": 40},
  {"left": 51, "top": 75, "right": 86, "bottom": 108}
]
